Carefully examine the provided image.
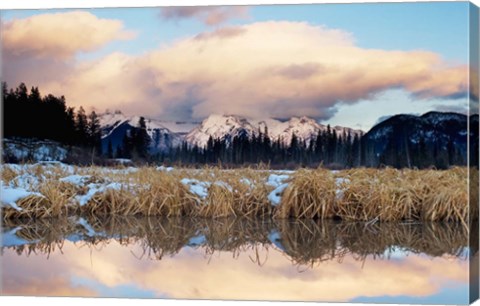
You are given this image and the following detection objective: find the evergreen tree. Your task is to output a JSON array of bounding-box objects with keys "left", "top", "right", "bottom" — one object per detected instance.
[
  {"left": 76, "top": 107, "right": 89, "bottom": 146},
  {"left": 65, "top": 107, "right": 76, "bottom": 144},
  {"left": 133, "top": 117, "right": 151, "bottom": 159},
  {"left": 87, "top": 111, "right": 102, "bottom": 154}
]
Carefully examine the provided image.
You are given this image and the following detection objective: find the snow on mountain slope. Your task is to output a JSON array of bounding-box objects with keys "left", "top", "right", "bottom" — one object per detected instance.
[
  {"left": 156, "top": 121, "right": 200, "bottom": 134},
  {"left": 99, "top": 111, "right": 198, "bottom": 137},
  {"left": 185, "top": 114, "right": 258, "bottom": 147},
  {"left": 99, "top": 111, "right": 186, "bottom": 153},
  {"left": 262, "top": 116, "right": 362, "bottom": 145},
  {"left": 186, "top": 114, "right": 364, "bottom": 147},
  {"left": 99, "top": 112, "right": 364, "bottom": 150}
]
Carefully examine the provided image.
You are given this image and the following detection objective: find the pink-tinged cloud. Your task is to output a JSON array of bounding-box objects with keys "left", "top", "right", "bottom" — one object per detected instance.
[
  {"left": 194, "top": 26, "right": 247, "bottom": 41},
  {"left": 160, "top": 6, "right": 249, "bottom": 26},
  {"left": 1, "top": 241, "right": 468, "bottom": 301},
  {"left": 2, "top": 11, "right": 135, "bottom": 59},
  {"left": 2, "top": 19, "right": 468, "bottom": 121}
]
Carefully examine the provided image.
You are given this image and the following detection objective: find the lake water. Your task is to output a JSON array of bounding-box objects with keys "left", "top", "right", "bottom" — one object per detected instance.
[{"left": 0, "top": 217, "right": 472, "bottom": 304}]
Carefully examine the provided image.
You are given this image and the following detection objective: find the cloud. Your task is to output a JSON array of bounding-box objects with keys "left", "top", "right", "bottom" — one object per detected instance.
[
  {"left": 270, "top": 63, "right": 324, "bottom": 80},
  {"left": 433, "top": 104, "right": 468, "bottom": 114},
  {"left": 160, "top": 6, "right": 249, "bottom": 26},
  {"left": 1, "top": 247, "right": 97, "bottom": 297},
  {"left": 2, "top": 11, "right": 135, "bottom": 59},
  {"left": 194, "top": 26, "right": 247, "bottom": 41},
  {"left": 468, "top": 57, "right": 479, "bottom": 115},
  {"left": 2, "top": 19, "right": 469, "bottom": 121},
  {"left": 2, "top": 240, "right": 468, "bottom": 301},
  {"left": 1, "top": 11, "right": 135, "bottom": 104}
]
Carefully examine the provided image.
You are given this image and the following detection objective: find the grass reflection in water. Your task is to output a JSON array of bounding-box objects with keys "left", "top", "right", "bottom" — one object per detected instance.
[{"left": 2, "top": 216, "right": 469, "bottom": 268}]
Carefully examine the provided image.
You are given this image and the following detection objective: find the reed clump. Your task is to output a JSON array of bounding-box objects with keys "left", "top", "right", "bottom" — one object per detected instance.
[
  {"left": 335, "top": 168, "right": 419, "bottom": 221},
  {"left": 332, "top": 167, "right": 470, "bottom": 225},
  {"left": 5, "top": 180, "right": 77, "bottom": 219},
  {"left": 415, "top": 168, "right": 468, "bottom": 225},
  {"left": 197, "top": 168, "right": 272, "bottom": 218},
  {"left": 275, "top": 169, "right": 336, "bottom": 219},
  {"left": 81, "top": 168, "right": 197, "bottom": 217}
]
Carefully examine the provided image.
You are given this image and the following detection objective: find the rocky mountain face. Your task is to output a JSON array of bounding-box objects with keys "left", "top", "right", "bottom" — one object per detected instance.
[{"left": 362, "top": 111, "right": 478, "bottom": 167}]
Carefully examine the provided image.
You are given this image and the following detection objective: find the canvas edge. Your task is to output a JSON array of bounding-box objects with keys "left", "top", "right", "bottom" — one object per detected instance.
[{"left": 469, "top": 1, "right": 480, "bottom": 305}]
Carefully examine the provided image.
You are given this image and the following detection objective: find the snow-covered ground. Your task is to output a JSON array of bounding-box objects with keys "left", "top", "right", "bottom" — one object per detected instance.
[
  {"left": 1, "top": 162, "right": 351, "bottom": 214},
  {"left": 3, "top": 139, "right": 68, "bottom": 162}
]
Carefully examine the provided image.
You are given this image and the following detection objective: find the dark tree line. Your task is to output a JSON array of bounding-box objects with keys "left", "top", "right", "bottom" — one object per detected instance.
[
  {"left": 364, "top": 136, "right": 464, "bottom": 169},
  {"left": 150, "top": 126, "right": 363, "bottom": 168},
  {"left": 3, "top": 82, "right": 472, "bottom": 169},
  {"left": 2, "top": 82, "right": 102, "bottom": 153}
]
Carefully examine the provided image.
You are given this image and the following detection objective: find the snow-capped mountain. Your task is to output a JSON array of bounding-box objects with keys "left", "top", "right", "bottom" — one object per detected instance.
[
  {"left": 99, "top": 111, "right": 198, "bottom": 137},
  {"left": 184, "top": 115, "right": 258, "bottom": 147},
  {"left": 259, "top": 116, "right": 363, "bottom": 146},
  {"left": 99, "top": 111, "right": 198, "bottom": 153},
  {"left": 185, "top": 114, "right": 364, "bottom": 147},
  {"left": 99, "top": 112, "right": 364, "bottom": 152}
]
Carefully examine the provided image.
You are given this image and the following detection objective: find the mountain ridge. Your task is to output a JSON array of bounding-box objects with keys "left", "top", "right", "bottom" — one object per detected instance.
[
  {"left": 363, "top": 111, "right": 477, "bottom": 167},
  {"left": 99, "top": 112, "right": 365, "bottom": 151}
]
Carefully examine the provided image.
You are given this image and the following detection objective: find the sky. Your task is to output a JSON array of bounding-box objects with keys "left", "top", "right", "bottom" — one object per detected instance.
[{"left": 0, "top": 2, "right": 475, "bottom": 130}]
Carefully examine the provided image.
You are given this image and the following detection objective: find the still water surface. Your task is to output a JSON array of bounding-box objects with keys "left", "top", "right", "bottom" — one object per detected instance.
[{"left": 0, "top": 217, "right": 470, "bottom": 304}]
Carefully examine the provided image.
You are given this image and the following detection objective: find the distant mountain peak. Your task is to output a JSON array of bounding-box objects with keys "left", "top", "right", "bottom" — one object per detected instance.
[{"left": 185, "top": 113, "right": 363, "bottom": 148}]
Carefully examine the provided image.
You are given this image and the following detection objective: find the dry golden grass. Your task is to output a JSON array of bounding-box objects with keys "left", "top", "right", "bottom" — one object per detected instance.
[
  {"left": 335, "top": 167, "right": 470, "bottom": 226},
  {"left": 336, "top": 168, "right": 418, "bottom": 221},
  {"left": 82, "top": 169, "right": 197, "bottom": 217},
  {"left": 198, "top": 168, "right": 272, "bottom": 218},
  {"left": 275, "top": 169, "right": 336, "bottom": 219},
  {"left": 470, "top": 168, "right": 479, "bottom": 224},
  {"left": 1, "top": 167, "right": 18, "bottom": 185},
  {"left": 1, "top": 164, "right": 474, "bottom": 225}
]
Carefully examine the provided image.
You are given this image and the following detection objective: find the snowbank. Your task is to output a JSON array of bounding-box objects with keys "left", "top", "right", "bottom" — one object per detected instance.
[
  {"left": 180, "top": 178, "right": 211, "bottom": 199},
  {"left": 1, "top": 185, "right": 43, "bottom": 211},
  {"left": 266, "top": 173, "right": 291, "bottom": 206},
  {"left": 3, "top": 139, "right": 67, "bottom": 162}
]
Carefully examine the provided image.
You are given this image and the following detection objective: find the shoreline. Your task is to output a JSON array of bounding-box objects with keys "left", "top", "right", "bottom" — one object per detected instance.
[{"left": 1, "top": 163, "right": 476, "bottom": 226}]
